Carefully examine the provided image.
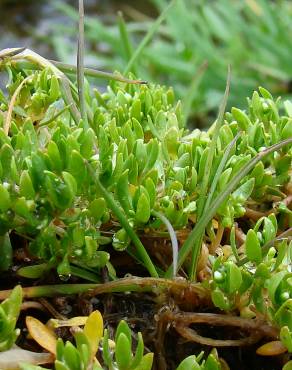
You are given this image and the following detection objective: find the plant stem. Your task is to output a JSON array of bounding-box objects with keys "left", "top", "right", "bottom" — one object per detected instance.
[
  {"left": 87, "top": 163, "right": 159, "bottom": 278},
  {"left": 0, "top": 278, "right": 208, "bottom": 301}
]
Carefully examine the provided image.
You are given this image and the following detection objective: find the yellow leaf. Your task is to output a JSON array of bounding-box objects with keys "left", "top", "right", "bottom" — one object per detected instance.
[
  {"left": 256, "top": 340, "right": 287, "bottom": 356},
  {"left": 47, "top": 316, "right": 88, "bottom": 329},
  {"left": 26, "top": 316, "right": 57, "bottom": 355},
  {"left": 83, "top": 310, "right": 103, "bottom": 359}
]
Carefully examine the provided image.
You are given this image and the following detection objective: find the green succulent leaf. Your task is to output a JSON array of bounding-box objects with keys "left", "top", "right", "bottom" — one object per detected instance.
[{"left": 245, "top": 229, "right": 262, "bottom": 264}]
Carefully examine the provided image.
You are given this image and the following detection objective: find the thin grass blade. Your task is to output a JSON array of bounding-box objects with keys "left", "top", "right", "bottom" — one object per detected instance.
[
  {"left": 77, "top": 0, "right": 87, "bottom": 124},
  {"left": 123, "top": 0, "right": 176, "bottom": 75},
  {"left": 189, "top": 66, "right": 231, "bottom": 280},
  {"left": 165, "top": 137, "right": 292, "bottom": 278}
]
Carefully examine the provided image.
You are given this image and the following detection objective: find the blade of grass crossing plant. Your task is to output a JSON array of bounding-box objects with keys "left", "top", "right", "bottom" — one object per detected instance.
[
  {"left": 152, "top": 210, "right": 178, "bottom": 277},
  {"left": 196, "top": 69, "right": 230, "bottom": 224},
  {"left": 189, "top": 66, "right": 231, "bottom": 280},
  {"left": 197, "top": 66, "right": 231, "bottom": 218},
  {"left": 182, "top": 60, "right": 208, "bottom": 123},
  {"left": 123, "top": 0, "right": 176, "bottom": 75},
  {"left": 204, "top": 132, "right": 240, "bottom": 213},
  {"left": 118, "top": 11, "right": 137, "bottom": 76},
  {"left": 87, "top": 163, "right": 158, "bottom": 277},
  {"left": 59, "top": 77, "right": 81, "bottom": 124},
  {"left": 14, "top": 60, "right": 147, "bottom": 84},
  {"left": 165, "top": 137, "right": 292, "bottom": 278},
  {"left": 185, "top": 130, "right": 239, "bottom": 281},
  {"left": 77, "top": 0, "right": 87, "bottom": 125}
]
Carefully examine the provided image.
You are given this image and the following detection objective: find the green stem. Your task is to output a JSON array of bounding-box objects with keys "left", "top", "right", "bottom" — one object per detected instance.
[
  {"left": 87, "top": 163, "right": 158, "bottom": 278},
  {"left": 0, "top": 284, "right": 97, "bottom": 300},
  {"left": 0, "top": 278, "right": 208, "bottom": 301}
]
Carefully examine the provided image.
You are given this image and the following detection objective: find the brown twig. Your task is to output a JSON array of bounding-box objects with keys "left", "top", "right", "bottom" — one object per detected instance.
[
  {"left": 209, "top": 224, "right": 224, "bottom": 254},
  {"left": 4, "top": 75, "right": 32, "bottom": 135},
  {"left": 38, "top": 298, "right": 67, "bottom": 320},
  {"left": 244, "top": 207, "right": 269, "bottom": 221},
  {"left": 245, "top": 194, "right": 292, "bottom": 221}
]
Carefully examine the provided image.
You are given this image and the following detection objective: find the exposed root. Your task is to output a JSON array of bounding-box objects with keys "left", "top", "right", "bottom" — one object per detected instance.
[
  {"left": 160, "top": 310, "right": 279, "bottom": 347},
  {"left": 20, "top": 301, "right": 45, "bottom": 312},
  {"left": 175, "top": 325, "right": 262, "bottom": 347}
]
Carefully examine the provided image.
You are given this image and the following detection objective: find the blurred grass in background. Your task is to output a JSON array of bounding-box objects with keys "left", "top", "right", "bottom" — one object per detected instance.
[{"left": 1, "top": 0, "right": 292, "bottom": 127}]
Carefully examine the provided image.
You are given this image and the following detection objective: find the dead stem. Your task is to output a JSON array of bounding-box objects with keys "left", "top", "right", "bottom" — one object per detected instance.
[
  {"left": 154, "top": 315, "right": 168, "bottom": 370},
  {"left": 39, "top": 298, "right": 67, "bottom": 320},
  {"left": 209, "top": 224, "right": 224, "bottom": 254},
  {"left": 21, "top": 301, "right": 45, "bottom": 312},
  {"left": 275, "top": 194, "right": 292, "bottom": 209},
  {"left": 244, "top": 208, "right": 269, "bottom": 221},
  {"left": 245, "top": 194, "right": 292, "bottom": 221},
  {"left": 4, "top": 75, "right": 33, "bottom": 135},
  {"left": 235, "top": 225, "right": 246, "bottom": 245}
]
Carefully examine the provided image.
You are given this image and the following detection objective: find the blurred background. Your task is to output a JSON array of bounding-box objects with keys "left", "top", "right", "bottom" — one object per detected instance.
[{"left": 1, "top": 0, "right": 292, "bottom": 127}]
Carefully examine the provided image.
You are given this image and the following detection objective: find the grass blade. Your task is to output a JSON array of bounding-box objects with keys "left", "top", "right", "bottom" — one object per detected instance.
[
  {"left": 123, "top": 0, "right": 176, "bottom": 75},
  {"left": 118, "top": 11, "right": 137, "bottom": 75},
  {"left": 165, "top": 137, "right": 292, "bottom": 278},
  {"left": 204, "top": 132, "right": 240, "bottom": 213},
  {"left": 77, "top": 0, "right": 86, "bottom": 124},
  {"left": 182, "top": 60, "right": 208, "bottom": 123},
  {"left": 188, "top": 66, "right": 231, "bottom": 280},
  {"left": 152, "top": 210, "right": 178, "bottom": 278}
]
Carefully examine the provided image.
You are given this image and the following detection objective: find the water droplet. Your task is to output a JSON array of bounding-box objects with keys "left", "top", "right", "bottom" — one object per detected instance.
[{"left": 58, "top": 273, "right": 71, "bottom": 282}]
